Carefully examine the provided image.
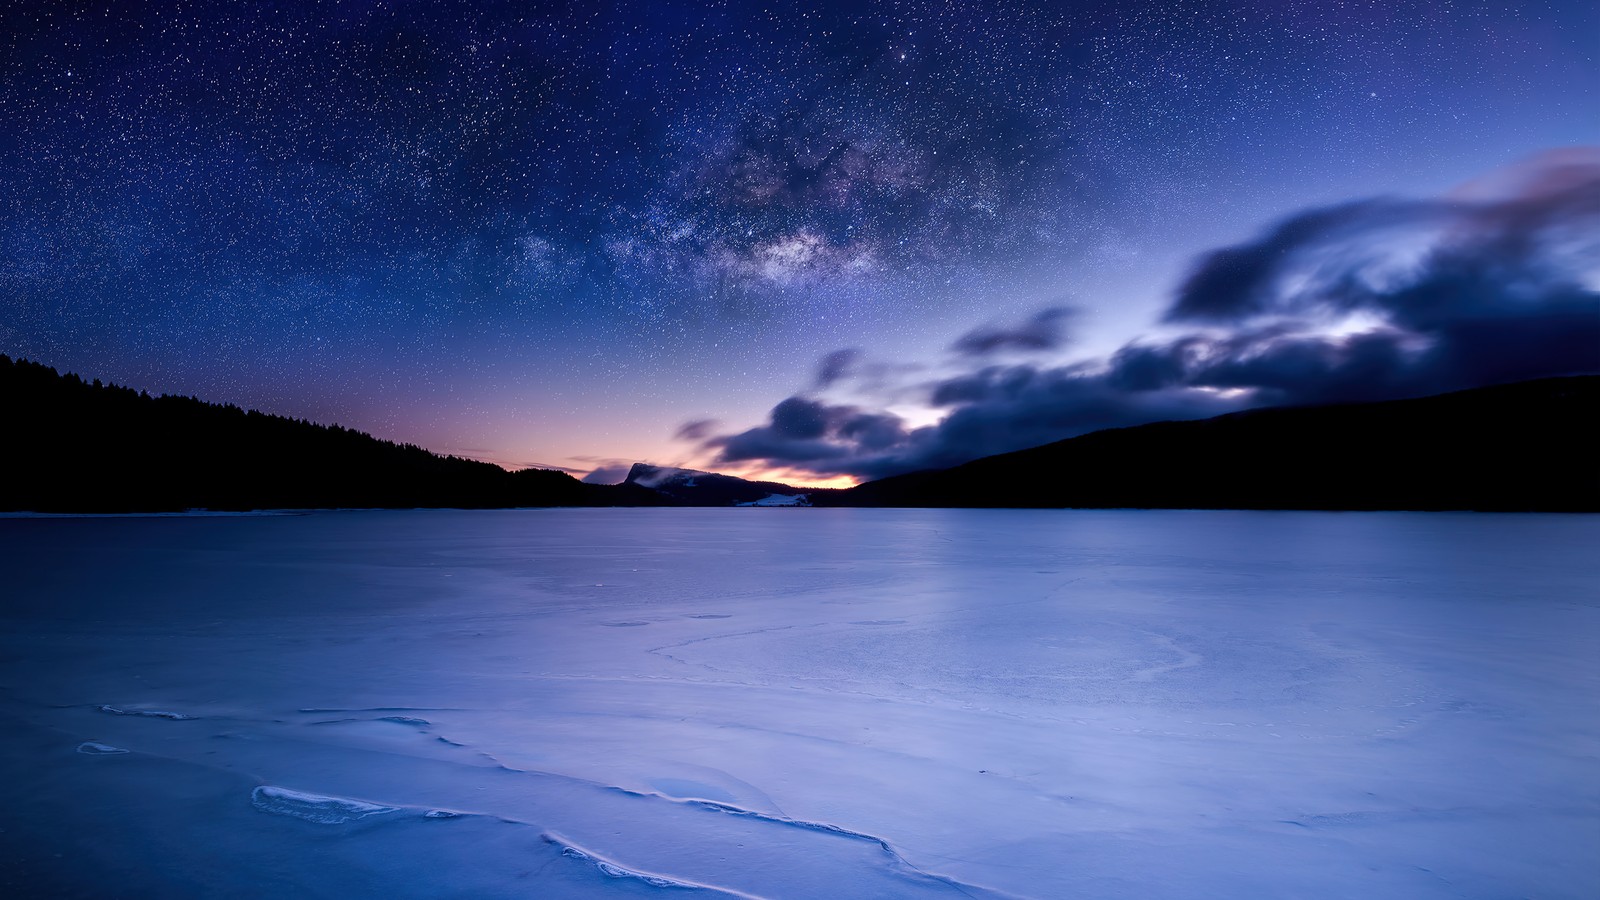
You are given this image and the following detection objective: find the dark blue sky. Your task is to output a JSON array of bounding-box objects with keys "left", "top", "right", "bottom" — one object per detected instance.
[{"left": 3, "top": 1, "right": 1596, "bottom": 483}]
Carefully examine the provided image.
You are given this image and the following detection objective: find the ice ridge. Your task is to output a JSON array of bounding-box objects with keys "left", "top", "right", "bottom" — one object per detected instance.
[
  {"left": 97, "top": 705, "right": 196, "bottom": 720},
  {"left": 541, "top": 833, "right": 762, "bottom": 898},
  {"left": 250, "top": 785, "right": 398, "bottom": 825},
  {"left": 583, "top": 784, "right": 1007, "bottom": 896},
  {"left": 688, "top": 799, "right": 885, "bottom": 844},
  {"left": 684, "top": 800, "right": 1013, "bottom": 897}
]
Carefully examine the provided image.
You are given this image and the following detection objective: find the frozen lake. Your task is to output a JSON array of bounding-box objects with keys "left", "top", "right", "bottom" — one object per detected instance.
[{"left": 1, "top": 509, "right": 1596, "bottom": 898}]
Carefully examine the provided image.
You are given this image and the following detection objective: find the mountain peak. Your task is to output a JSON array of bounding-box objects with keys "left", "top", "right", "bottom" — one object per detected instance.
[
  {"left": 621, "top": 462, "right": 813, "bottom": 506},
  {"left": 624, "top": 463, "right": 706, "bottom": 488}
]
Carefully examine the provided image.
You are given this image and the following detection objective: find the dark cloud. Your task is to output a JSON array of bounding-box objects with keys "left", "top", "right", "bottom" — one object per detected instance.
[
  {"left": 1106, "top": 327, "right": 1421, "bottom": 406},
  {"left": 1167, "top": 149, "right": 1600, "bottom": 328},
  {"left": 950, "top": 307, "right": 1077, "bottom": 357},
  {"left": 1164, "top": 200, "right": 1430, "bottom": 323},
  {"left": 691, "top": 152, "right": 1600, "bottom": 481},
  {"left": 836, "top": 410, "right": 909, "bottom": 452},
  {"left": 706, "top": 399, "right": 911, "bottom": 472},
  {"left": 712, "top": 426, "right": 853, "bottom": 467},
  {"left": 1157, "top": 150, "right": 1600, "bottom": 402},
  {"left": 815, "top": 349, "right": 863, "bottom": 388},
  {"left": 674, "top": 418, "right": 720, "bottom": 441},
  {"left": 912, "top": 368, "right": 1237, "bottom": 467},
  {"left": 769, "top": 397, "right": 833, "bottom": 439}
]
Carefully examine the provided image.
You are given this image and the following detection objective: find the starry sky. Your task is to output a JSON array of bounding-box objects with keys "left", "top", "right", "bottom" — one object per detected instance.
[{"left": 3, "top": 1, "right": 1597, "bottom": 485}]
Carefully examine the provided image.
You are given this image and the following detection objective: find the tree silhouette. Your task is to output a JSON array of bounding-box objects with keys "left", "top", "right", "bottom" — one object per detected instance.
[{"left": 0, "top": 355, "right": 669, "bottom": 513}]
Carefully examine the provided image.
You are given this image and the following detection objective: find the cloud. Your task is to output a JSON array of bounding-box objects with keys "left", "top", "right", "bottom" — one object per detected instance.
[
  {"left": 674, "top": 418, "right": 720, "bottom": 441},
  {"left": 517, "top": 461, "right": 588, "bottom": 474},
  {"left": 915, "top": 367, "right": 1238, "bottom": 465},
  {"left": 568, "top": 455, "right": 646, "bottom": 484},
  {"left": 1167, "top": 147, "right": 1600, "bottom": 328},
  {"left": 814, "top": 349, "right": 862, "bottom": 388},
  {"left": 1156, "top": 147, "right": 1600, "bottom": 400},
  {"left": 1163, "top": 199, "right": 1433, "bottom": 324},
  {"left": 950, "top": 306, "right": 1077, "bottom": 356},
  {"left": 704, "top": 397, "right": 913, "bottom": 473},
  {"left": 686, "top": 151, "right": 1600, "bottom": 481},
  {"left": 580, "top": 465, "right": 632, "bottom": 485},
  {"left": 1104, "top": 326, "right": 1426, "bottom": 406}
]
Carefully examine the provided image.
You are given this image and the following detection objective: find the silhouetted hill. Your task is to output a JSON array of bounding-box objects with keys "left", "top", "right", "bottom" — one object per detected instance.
[
  {"left": 0, "top": 355, "right": 669, "bottom": 512},
  {"left": 820, "top": 377, "right": 1599, "bottom": 512},
  {"left": 623, "top": 463, "right": 810, "bottom": 506}
]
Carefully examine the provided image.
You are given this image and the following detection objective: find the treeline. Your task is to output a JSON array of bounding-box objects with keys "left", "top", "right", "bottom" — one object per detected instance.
[{"left": 0, "top": 355, "right": 666, "bottom": 512}]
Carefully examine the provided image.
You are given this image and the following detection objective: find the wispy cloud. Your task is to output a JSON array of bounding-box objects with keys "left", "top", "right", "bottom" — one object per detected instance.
[{"left": 950, "top": 306, "right": 1077, "bottom": 357}]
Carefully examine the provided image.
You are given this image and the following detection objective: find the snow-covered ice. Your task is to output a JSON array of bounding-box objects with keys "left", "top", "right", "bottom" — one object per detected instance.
[
  {"left": 0, "top": 508, "right": 1595, "bottom": 897},
  {"left": 737, "top": 493, "right": 811, "bottom": 506}
]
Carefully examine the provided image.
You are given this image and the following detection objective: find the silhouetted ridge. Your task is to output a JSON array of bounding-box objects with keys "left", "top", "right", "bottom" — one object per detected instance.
[
  {"left": 623, "top": 463, "right": 809, "bottom": 506},
  {"left": 819, "top": 376, "right": 1599, "bottom": 512},
  {"left": 0, "top": 355, "right": 667, "bottom": 512}
]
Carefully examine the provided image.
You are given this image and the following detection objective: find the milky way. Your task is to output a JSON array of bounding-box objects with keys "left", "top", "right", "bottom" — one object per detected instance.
[{"left": 2, "top": 1, "right": 1595, "bottom": 481}]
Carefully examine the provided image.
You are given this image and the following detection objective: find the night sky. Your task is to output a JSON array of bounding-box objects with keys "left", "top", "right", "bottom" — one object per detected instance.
[{"left": 4, "top": 1, "right": 1596, "bottom": 485}]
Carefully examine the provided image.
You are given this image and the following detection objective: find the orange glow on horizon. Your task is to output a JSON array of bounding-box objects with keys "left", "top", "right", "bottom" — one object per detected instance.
[
  {"left": 704, "top": 463, "right": 861, "bottom": 491},
  {"left": 501, "top": 455, "right": 862, "bottom": 491}
]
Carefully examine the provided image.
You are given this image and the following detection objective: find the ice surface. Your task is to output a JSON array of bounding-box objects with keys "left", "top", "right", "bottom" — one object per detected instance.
[
  {"left": 650, "top": 778, "right": 736, "bottom": 802},
  {"left": 1, "top": 508, "right": 1596, "bottom": 897},
  {"left": 736, "top": 493, "right": 809, "bottom": 506}
]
